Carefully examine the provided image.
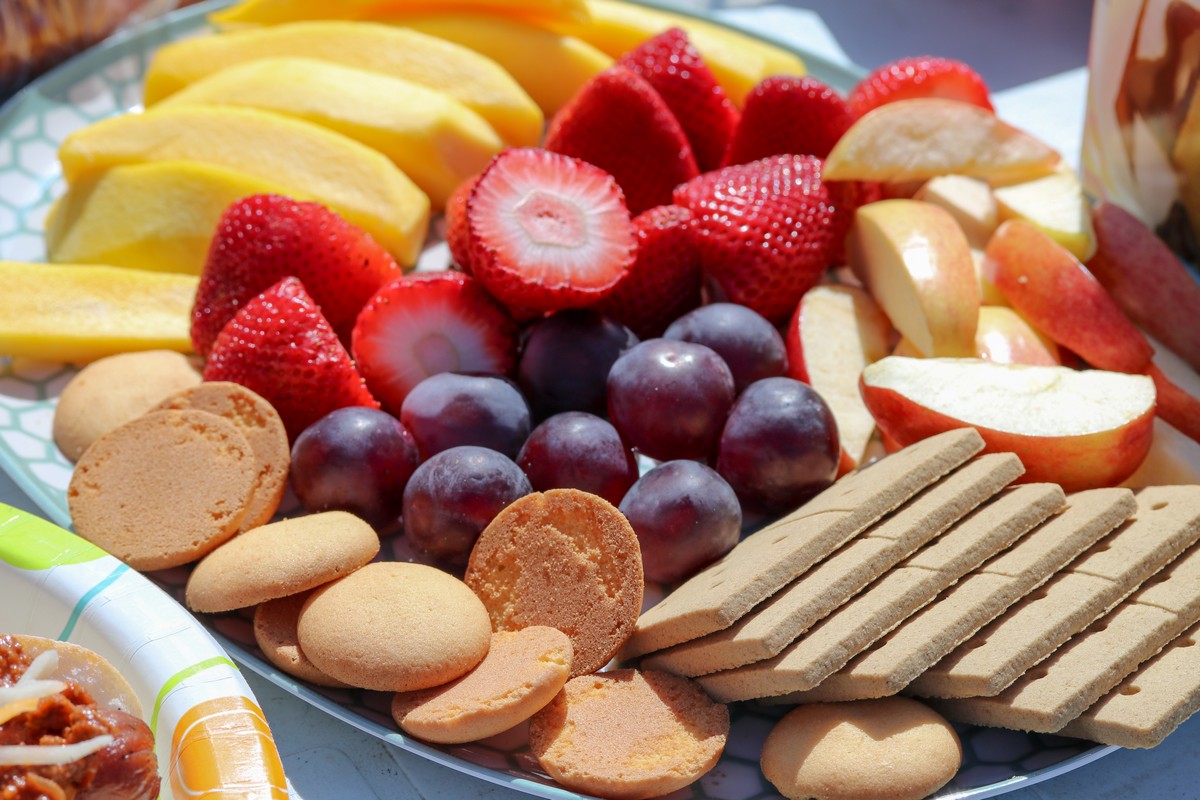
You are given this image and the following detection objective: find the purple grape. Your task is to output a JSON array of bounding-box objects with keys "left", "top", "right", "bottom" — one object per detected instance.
[
  {"left": 402, "top": 445, "right": 532, "bottom": 565},
  {"left": 619, "top": 460, "right": 741, "bottom": 584},
  {"left": 663, "top": 302, "right": 788, "bottom": 393},
  {"left": 607, "top": 338, "right": 736, "bottom": 461},
  {"left": 716, "top": 377, "right": 839, "bottom": 515},
  {"left": 290, "top": 406, "right": 420, "bottom": 529},
  {"left": 516, "top": 412, "right": 638, "bottom": 506},
  {"left": 400, "top": 372, "right": 531, "bottom": 460},
  {"left": 518, "top": 309, "right": 638, "bottom": 419}
]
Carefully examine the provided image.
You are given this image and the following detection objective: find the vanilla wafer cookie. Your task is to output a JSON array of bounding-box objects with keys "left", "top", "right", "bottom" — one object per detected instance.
[
  {"left": 698, "top": 484, "right": 1064, "bottom": 702},
  {"left": 625, "top": 429, "right": 984, "bottom": 659},
  {"left": 1059, "top": 620, "right": 1200, "bottom": 748},
  {"left": 786, "top": 488, "right": 1135, "bottom": 703},
  {"left": 911, "top": 485, "right": 1200, "bottom": 699},
  {"left": 932, "top": 534, "right": 1200, "bottom": 733},
  {"left": 642, "top": 453, "right": 1022, "bottom": 677}
]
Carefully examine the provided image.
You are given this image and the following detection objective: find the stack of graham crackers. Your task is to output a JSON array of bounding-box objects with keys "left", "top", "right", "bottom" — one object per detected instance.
[{"left": 623, "top": 429, "right": 1200, "bottom": 749}]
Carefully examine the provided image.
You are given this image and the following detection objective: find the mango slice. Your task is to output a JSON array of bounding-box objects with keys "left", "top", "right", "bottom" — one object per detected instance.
[
  {"left": 58, "top": 105, "right": 430, "bottom": 266},
  {"left": 389, "top": 14, "right": 611, "bottom": 115},
  {"left": 46, "top": 161, "right": 293, "bottom": 274},
  {"left": 0, "top": 261, "right": 198, "bottom": 363},
  {"left": 143, "top": 21, "right": 543, "bottom": 146},
  {"left": 158, "top": 57, "right": 503, "bottom": 208},
  {"left": 210, "top": 0, "right": 590, "bottom": 28}
]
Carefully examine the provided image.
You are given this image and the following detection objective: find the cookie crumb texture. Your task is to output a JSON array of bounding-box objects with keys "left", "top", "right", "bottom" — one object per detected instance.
[
  {"left": 529, "top": 669, "right": 729, "bottom": 800},
  {"left": 465, "top": 489, "right": 643, "bottom": 676}
]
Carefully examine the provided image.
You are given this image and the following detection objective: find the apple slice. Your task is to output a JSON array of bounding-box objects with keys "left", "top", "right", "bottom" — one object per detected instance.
[
  {"left": 975, "top": 306, "right": 1060, "bottom": 366},
  {"left": 1088, "top": 201, "right": 1200, "bottom": 374},
  {"left": 848, "top": 199, "right": 979, "bottom": 358},
  {"left": 913, "top": 174, "right": 998, "bottom": 247},
  {"left": 993, "top": 169, "right": 1096, "bottom": 261},
  {"left": 861, "top": 356, "right": 1156, "bottom": 491},
  {"left": 823, "top": 98, "right": 1061, "bottom": 184},
  {"left": 786, "top": 284, "right": 892, "bottom": 470}
]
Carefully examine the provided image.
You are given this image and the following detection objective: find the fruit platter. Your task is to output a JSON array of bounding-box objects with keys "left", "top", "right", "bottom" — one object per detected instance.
[{"left": 4, "top": 1, "right": 1200, "bottom": 799}]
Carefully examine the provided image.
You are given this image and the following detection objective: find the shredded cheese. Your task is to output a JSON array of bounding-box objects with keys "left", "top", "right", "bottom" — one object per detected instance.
[{"left": 0, "top": 735, "right": 115, "bottom": 766}]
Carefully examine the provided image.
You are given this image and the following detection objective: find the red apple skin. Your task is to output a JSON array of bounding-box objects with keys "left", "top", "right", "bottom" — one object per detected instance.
[
  {"left": 1088, "top": 201, "right": 1200, "bottom": 374},
  {"left": 975, "top": 306, "right": 1060, "bottom": 367},
  {"left": 860, "top": 378, "right": 1155, "bottom": 492},
  {"left": 1147, "top": 363, "right": 1200, "bottom": 444},
  {"left": 987, "top": 219, "right": 1154, "bottom": 374}
]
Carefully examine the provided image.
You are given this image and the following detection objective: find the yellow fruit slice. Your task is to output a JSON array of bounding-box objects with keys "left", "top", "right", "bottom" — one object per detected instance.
[
  {"left": 824, "top": 98, "right": 1061, "bottom": 185},
  {"left": 390, "top": 14, "right": 611, "bottom": 115},
  {"left": 143, "top": 21, "right": 542, "bottom": 146},
  {"left": 993, "top": 169, "right": 1097, "bottom": 261},
  {"left": 0, "top": 261, "right": 198, "bottom": 363},
  {"left": 58, "top": 105, "right": 430, "bottom": 266},
  {"left": 46, "top": 161, "right": 293, "bottom": 274},
  {"left": 211, "top": 0, "right": 590, "bottom": 28},
  {"left": 157, "top": 57, "right": 503, "bottom": 208}
]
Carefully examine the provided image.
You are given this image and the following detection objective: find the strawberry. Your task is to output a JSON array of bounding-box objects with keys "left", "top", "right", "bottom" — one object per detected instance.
[
  {"left": 617, "top": 27, "right": 739, "bottom": 172},
  {"left": 674, "top": 155, "right": 838, "bottom": 322},
  {"left": 724, "top": 76, "right": 856, "bottom": 165},
  {"left": 351, "top": 270, "right": 519, "bottom": 414},
  {"left": 203, "top": 277, "right": 379, "bottom": 440},
  {"left": 467, "top": 147, "right": 637, "bottom": 312},
  {"left": 544, "top": 66, "right": 699, "bottom": 215},
  {"left": 593, "top": 204, "right": 702, "bottom": 339},
  {"left": 444, "top": 174, "right": 479, "bottom": 274},
  {"left": 827, "top": 178, "right": 883, "bottom": 265},
  {"left": 848, "top": 55, "right": 994, "bottom": 117},
  {"left": 191, "top": 194, "right": 401, "bottom": 356}
]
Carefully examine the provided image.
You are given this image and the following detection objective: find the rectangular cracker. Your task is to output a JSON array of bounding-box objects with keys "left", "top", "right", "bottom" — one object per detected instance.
[
  {"left": 1058, "top": 620, "right": 1200, "bottom": 748},
  {"left": 697, "top": 484, "right": 1064, "bottom": 702},
  {"left": 910, "top": 485, "right": 1200, "bottom": 699},
  {"left": 787, "top": 489, "right": 1135, "bottom": 702},
  {"left": 623, "top": 429, "right": 985, "bottom": 657},
  {"left": 640, "top": 453, "right": 1022, "bottom": 677}
]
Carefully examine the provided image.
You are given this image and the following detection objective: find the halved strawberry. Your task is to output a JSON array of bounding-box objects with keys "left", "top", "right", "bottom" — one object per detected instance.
[
  {"left": 204, "top": 277, "right": 379, "bottom": 440},
  {"left": 725, "top": 76, "right": 856, "bottom": 165},
  {"left": 191, "top": 194, "right": 401, "bottom": 356},
  {"left": 467, "top": 147, "right": 637, "bottom": 312},
  {"left": 674, "top": 155, "right": 837, "bottom": 322},
  {"left": 444, "top": 174, "right": 480, "bottom": 274},
  {"left": 544, "top": 66, "right": 699, "bottom": 215},
  {"left": 351, "top": 270, "right": 519, "bottom": 414},
  {"left": 617, "top": 27, "right": 739, "bottom": 173},
  {"left": 593, "top": 204, "right": 701, "bottom": 339},
  {"left": 848, "top": 55, "right": 994, "bottom": 117}
]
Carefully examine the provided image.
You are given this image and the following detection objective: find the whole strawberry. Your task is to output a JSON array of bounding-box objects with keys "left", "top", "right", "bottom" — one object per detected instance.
[
  {"left": 593, "top": 204, "right": 701, "bottom": 339},
  {"left": 617, "top": 27, "right": 740, "bottom": 172},
  {"left": 724, "top": 76, "right": 856, "bottom": 165},
  {"left": 848, "top": 55, "right": 994, "bottom": 117},
  {"left": 191, "top": 194, "right": 401, "bottom": 356},
  {"left": 204, "top": 277, "right": 379, "bottom": 440},
  {"left": 544, "top": 66, "right": 699, "bottom": 215},
  {"left": 674, "top": 155, "right": 837, "bottom": 322}
]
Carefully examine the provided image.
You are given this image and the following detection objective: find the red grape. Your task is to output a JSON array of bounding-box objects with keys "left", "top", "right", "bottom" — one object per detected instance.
[
  {"left": 516, "top": 412, "right": 638, "bottom": 506},
  {"left": 518, "top": 309, "right": 638, "bottom": 419},
  {"left": 663, "top": 302, "right": 788, "bottom": 393},
  {"left": 400, "top": 372, "right": 531, "bottom": 460}
]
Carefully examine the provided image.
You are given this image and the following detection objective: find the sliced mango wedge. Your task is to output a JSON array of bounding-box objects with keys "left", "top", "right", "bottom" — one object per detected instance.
[
  {"left": 58, "top": 105, "right": 430, "bottom": 266},
  {"left": 143, "top": 21, "right": 542, "bottom": 146},
  {"left": 158, "top": 57, "right": 503, "bottom": 208},
  {"left": 210, "top": 0, "right": 590, "bottom": 28},
  {"left": 0, "top": 261, "right": 198, "bottom": 362}
]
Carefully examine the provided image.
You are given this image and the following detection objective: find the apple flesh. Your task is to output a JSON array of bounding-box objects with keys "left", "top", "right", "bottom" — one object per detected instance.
[
  {"left": 787, "top": 284, "right": 892, "bottom": 469},
  {"left": 860, "top": 356, "right": 1156, "bottom": 492},
  {"left": 848, "top": 199, "right": 979, "bottom": 358},
  {"left": 993, "top": 169, "right": 1096, "bottom": 261},
  {"left": 913, "top": 174, "right": 998, "bottom": 248}
]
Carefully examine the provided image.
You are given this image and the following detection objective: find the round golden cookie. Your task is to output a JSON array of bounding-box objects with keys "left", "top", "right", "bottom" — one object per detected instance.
[
  {"left": 298, "top": 562, "right": 491, "bottom": 692},
  {"left": 254, "top": 592, "right": 350, "bottom": 688},
  {"left": 392, "top": 626, "right": 572, "bottom": 744},
  {"left": 529, "top": 668, "right": 729, "bottom": 800},
  {"left": 68, "top": 408, "right": 256, "bottom": 571},
  {"left": 156, "top": 381, "right": 289, "bottom": 530},
  {"left": 53, "top": 349, "right": 201, "bottom": 461},
  {"left": 760, "top": 698, "right": 962, "bottom": 800},
  {"left": 186, "top": 511, "right": 380, "bottom": 612},
  {"left": 464, "top": 489, "right": 643, "bottom": 676}
]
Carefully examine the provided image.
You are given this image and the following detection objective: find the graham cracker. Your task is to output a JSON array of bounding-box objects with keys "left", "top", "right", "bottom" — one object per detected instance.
[
  {"left": 697, "top": 484, "right": 1064, "bottom": 703},
  {"left": 911, "top": 485, "right": 1200, "bottom": 699},
  {"left": 786, "top": 489, "right": 1135, "bottom": 703},
  {"left": 641, "top": 453, "right": 1022, "bottom": 677},
  {"left": 623, "top": 429, "right": 984, "bottom": 658},
  {"left": 1059, "top": 620, "right": 1200, "bottom": 748}
]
